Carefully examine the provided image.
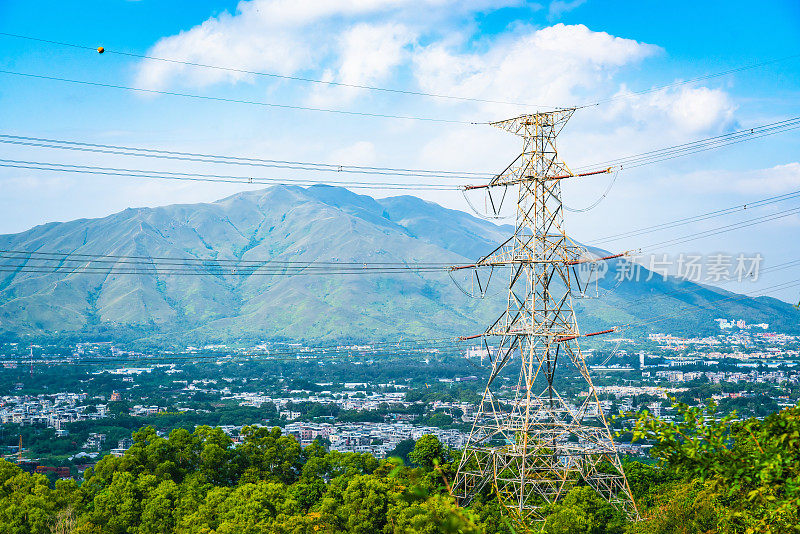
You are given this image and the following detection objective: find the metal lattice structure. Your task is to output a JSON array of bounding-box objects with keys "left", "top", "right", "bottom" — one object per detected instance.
[{"left": 452, "top": 110, "right": 638, "bottom": 531}]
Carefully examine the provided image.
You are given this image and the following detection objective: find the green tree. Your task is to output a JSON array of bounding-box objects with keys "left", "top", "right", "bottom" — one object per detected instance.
[
  {"left": 88, "top": 471, "right": 142, "bottom": 533},
  {"left": 387, "top": 493, "right": 483, "bottom": 534},
  {"left": 387, "top": 438, "right": 416, "bottom": 465},
  {"left": 340, "top": 475, "right": 391, "bottom": 534},
  {"left": 238, "top": 426, "right": 303, "bottom": 484},
  {"left": 540, "top": 486, "right": 625, "bottom": 534},
  {"left": 408, "top": 435, "right": 445, "bottom": 470},
  {"left": 629, "top": 400, "right": 800, "bottom": 533},
  {"left": 0, "top": 461, "right": 60, "bottom": 534},
  {"left": 139, "top": 479, "right": 179, "bottom": 534}
]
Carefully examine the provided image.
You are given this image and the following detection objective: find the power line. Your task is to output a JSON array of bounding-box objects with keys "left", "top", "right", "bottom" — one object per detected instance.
[
  {"left": 0, "top": 134, "right": 493, "bottom": 179},
  {"left": 615, "top": 124, "right": 800, "bottom": 170},
  {"left": 0, "top": 176, "right": 796, "bottom": 280},
  {"left": 0, "top": 267, "right": 451, "bottom": 276},
  {"left": 0, "top": 269, "right": 450, "bottom": 276},
  {"left": 760, "top": 258, "right": 800, "bottom": 276},
  {"left": 596, "top": 257, "right": 800, "bottom": 313},
  {"left": 1, "top": 194, "right": 797, "bottom": 278},
  {"left": 638, "top": 205, "right": 800, "bottom": 250},
  {"left": 537, "top": 118, "right": 800, "bottom": 213},
  {"left": 0, "top": 249, "right": 453, "bottom": 266},
  {"left": 460, "top": 117, "right": 800, "bottom": 201},
  {"left": 0, "top": 249, "right": 456, "bottom": 277},
  {"left": 577, "top": 53, "right": 800, "bottom": 109},
  {"left": 0, "top": 262, "right": 453, "bottom": 276},
  {"left": 641, "top": 270, "right": 798, "bottom": 312},
  {"left": 4, "top": 116, "right": 797, "bottom": 194},
  {"left": 464, "top": 277, "right": 800, "bottom": 341},
  {"left": 3, "top": 31, "right": 798, "bottom": 112},
  {"left": 570, "top": 117, "right": 800, "bottom": 173},
  {"left": 0, "top": 159, "right": 461, "bottom": 191},
  {"left": 0, "top": 69, "right": 481, "bottom": 125},
  {"left": 0, "top": 31, "right": 554, "bottom": 109},
  {"left": 589, "top": 189, "right": 800, "bottom": 245}
]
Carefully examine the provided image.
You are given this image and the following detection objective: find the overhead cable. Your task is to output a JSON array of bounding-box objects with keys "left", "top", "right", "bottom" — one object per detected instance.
[
  {"left": 0, "top": 159, "right": 461, "bottom": 191},
  {"left": 4, "top": 117, "right": 797, "bottom": 194},
  {"left": 612, "top": 258, "right": 800, "bottom": 312},
  {"left": 1, "top": 198, "right": 798, "bottom": 278},
  {"left": 638, "top": 205, "right": 800, "bottom": 250},
  {"left": 461, "top": 117, "right": 800, "bottom": 193},
  {"left": 0, "top": 69, "right": 481, "bottom": 124},
  {"left": 3, "top": 31, "right": 798, "bottom": 112},
  {"left": 589, "top": 189, "right": 800, "bottom": 245},
  {"left": 0, "top": 248, "right": 453, "bottom": 266},
  {"left": 576, "top": 53, "right": 800, "bottom": 109},
  {"left": 0, "top": 31, "right": 553, "bottom": 109},
  {"left": 572, "top": 117, "right": 800, "bottom": 173},
  {"left": 0, "top": 133, "right": 493, "bottom": 180}
]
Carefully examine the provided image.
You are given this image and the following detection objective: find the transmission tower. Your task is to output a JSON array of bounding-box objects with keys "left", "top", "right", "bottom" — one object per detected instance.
[{"left": 452, "top": 110, "right": 638, "bottom": 530}]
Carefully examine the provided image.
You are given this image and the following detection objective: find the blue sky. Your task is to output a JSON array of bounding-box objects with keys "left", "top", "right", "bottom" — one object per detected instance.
[{"left": 0, "top": 0, "right": 798, "bottom": 303}]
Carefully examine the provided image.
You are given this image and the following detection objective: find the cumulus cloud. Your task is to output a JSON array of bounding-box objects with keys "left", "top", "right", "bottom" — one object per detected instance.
[
  {"left": 410, "top": 23, "right": 670, "bottom": 173},
  {"left": 412, "top": 24, "right": 661, "bottom": 113},
  {"left": 135, "top": 0, "right": 517, "bottom": 92},
  {"left": 133, "top": 1, "right": 742, "bottom": 199},
  {"left": 134, "top": 2, "right": 737, "bottom": 146},
  {"left": 605, "top": 85, "right": 737, "bottom": 135},
  {"left": 135, "top": 10, "right": 312, "bottom": 89},
  {"left": 339, "top": 23, "right": 413, "bottom": 85},
  {"left": 309, "top": 22, "right": 416, "bottom": 105}
]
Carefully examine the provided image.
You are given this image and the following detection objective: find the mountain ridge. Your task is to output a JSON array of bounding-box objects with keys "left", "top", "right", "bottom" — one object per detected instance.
[{"left": 0, "top": 185, "right": 796, "bottom": 345}]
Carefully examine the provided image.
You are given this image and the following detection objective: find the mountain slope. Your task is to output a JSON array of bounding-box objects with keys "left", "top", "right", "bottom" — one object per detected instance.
[{"left": 0, "top": 185, "right": 796, "bottom": 344}]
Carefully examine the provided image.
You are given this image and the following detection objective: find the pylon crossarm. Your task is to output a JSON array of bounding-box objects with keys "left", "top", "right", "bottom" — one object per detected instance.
[{"left": 463, "top": 167, "right": 609, "bottom": 191}]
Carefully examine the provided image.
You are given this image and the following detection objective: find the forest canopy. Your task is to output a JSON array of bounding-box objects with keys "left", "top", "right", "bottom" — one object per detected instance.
[{"left": 0, "top": 402, "right": 798, "bottom": 534}]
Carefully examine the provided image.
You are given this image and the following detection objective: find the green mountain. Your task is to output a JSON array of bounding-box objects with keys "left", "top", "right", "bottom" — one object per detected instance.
[{"left": 0, "top": 185, "right": 796, "bottom": 344}]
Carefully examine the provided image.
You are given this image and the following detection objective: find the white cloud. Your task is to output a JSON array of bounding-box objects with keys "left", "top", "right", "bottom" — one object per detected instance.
[
  {"left": 135, "top": 10, "right": 313, "bottom": 89},
  {"left": 309, "top": 22, "right": 416, "bottom": 105},
  {"left": 135, "top": 0, "right": 517, "bottom": 92},
  {"left": 410, "top": 23, "right": 669, "bottom": 179},
  {"left": 412, "top": 24, "right": 661, "bottom": 114},
  {"left": 128, "top": 3, "right": 746, "bottom": 226},
  {"left": 134, "top": 4, "right": 736, "bottom": 150},
  {"left": 672, "top": 162, "right": 800, "bottom": 195},
  {"left": 338, "top": 23, "right": 413, "bottom": 86},
  {"left": 604, "top": 85, "right": 737, "bottom": 135},
  {"left": 667, "top": 87, "right": 736, "bottom": 132},
  {"left": 734, "top": 162, "right": 800, "bottom": 194}
]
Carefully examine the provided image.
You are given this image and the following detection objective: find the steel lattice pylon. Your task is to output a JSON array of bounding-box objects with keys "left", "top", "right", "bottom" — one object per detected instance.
[{"left": 452, "top": 110, "right": 638, "bottom": 531}]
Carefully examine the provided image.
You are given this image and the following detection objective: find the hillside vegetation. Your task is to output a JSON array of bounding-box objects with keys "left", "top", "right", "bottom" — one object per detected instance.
[
  {"left": 1, "top": 402, "right": 798, "bottom": 533},
  {"left": 0, "top": 185, "right": 797, "bottom": 344}
]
